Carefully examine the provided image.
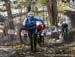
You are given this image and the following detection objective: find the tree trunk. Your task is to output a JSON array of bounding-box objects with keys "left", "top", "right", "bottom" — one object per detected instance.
[
  {"left": 5, "top": 0, "right": 15, "bottom": 45},
  {"left": 46, "top": 0, "right": 58, "bottom": 25},
  {"left": 27, "top": 0, "right": 32, "bottom": 12},
  {"left": 52, "top": 0, "right": 58, "bottom": 25},
  {"left": 5, "top": 0, "right": 14, "bottom": 29},
  {"left": 46, "top": 0, "right": 52, "bottom": 25}
]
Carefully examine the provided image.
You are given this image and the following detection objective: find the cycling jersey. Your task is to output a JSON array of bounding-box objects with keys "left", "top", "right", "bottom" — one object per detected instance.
[{"left": 23, "top": 16, "right": 45, "bottom": 33}]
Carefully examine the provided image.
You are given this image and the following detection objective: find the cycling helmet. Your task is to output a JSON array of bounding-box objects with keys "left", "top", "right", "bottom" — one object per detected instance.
[{"left": 27, "top": 11, "right": 35, "bottom": 17}]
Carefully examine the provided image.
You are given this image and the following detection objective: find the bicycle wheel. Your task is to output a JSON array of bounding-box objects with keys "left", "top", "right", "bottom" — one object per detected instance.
[{"left": 19, "top": 28, "right": 29, "bottom": 44}]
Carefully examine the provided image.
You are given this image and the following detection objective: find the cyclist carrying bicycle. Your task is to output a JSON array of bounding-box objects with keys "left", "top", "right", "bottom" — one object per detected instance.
[{"left": 23, "top": 11, "right": 45, "bottom": 52}]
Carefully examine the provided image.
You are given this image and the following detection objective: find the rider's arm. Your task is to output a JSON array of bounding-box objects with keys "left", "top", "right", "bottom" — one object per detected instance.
[
  {"left": 23, "top": 17, "right": 33, "bottom": 27},
  {"left": 35, "top": 17, "right": 45, "bottom": 26},
  {"left": 23, "top": 18, "right": 28, "bottom": 26}
]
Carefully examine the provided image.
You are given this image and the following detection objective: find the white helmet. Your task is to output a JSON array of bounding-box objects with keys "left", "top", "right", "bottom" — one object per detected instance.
[{"left": 27, "top": 11, "right": 35, "bottom": 17}]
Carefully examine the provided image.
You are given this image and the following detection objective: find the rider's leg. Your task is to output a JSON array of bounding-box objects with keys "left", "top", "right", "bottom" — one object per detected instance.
[
  {"left": 65, "top": 27, "right": 68, "bottom": 41},
  {"left": 38, "top": 32, "right": 41, "bottom": 46},
  {"left": 33, "top": 33, "right": 37, "bottom": 52},
  {"left": 28, "top": 32, "right": 34, "bottom": 51}
]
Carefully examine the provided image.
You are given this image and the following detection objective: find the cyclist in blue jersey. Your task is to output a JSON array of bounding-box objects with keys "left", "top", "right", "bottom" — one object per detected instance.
[{"left": 23, "top": 11, "right": 45, "bottom": 52}]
